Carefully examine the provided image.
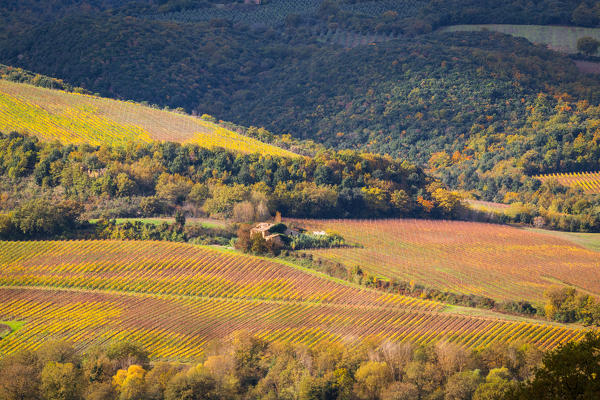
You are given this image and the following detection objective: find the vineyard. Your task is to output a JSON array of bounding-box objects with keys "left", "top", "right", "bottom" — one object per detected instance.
[
  {"left": 295, "top": 219, "right": 600, "bottom": 303},
  {"left": 0, "top": 240, "right": 585, "bottom": 360},
  {"left": 150, "top": 0, "right": 420, "bottom": 28},
  {"left": 439, "top": 24, "right": 600, "bottom": 55},
  {"left": 535, "top": 171, "right": 600, "bottom": 194},
  {"left": 151, "top": 0, "right": 323, "bottom": 27},
  {"left": 0, "top": 80, "right": 296, "bottom": 156}
]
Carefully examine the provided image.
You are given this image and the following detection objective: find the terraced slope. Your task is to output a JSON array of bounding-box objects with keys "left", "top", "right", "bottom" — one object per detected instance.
[
  {"left": 535, "top": 171, "right": 600, "bottom": 194},
  {"left": 0, "top": 80, "right": 296, "bottom": 156},
  {"left": 296, "top": 219, "right": 600, "bottom": 303},
  {"left": 0, "top": 240, "right": 585, "bottom": 360}
]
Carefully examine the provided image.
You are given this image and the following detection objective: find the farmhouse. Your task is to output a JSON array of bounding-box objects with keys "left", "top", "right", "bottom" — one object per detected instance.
[
  {"left": 250, "top": 222, "right": 299, "bottom": 238},
  {"left": 250, "top": 222, "right": 299, "bottom": 245}
]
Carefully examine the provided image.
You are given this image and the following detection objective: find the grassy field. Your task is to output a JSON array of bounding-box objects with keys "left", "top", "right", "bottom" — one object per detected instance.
[
  {"left": 0, "top": 80, "right": 296, "bottom": 156},
  {"left": 295, "top": 219, "right": 600, "bottom": 303},
  {"left": 440, "top": 24, "right": 600, "bottom": 55},
  {"left": 0, "top": 240, "right": 584, "bottom": 359},
  {"left": 535, "top": 171, "right": 600, "bottom": 194},
  {"left": 0, "top": 320, "right": 24, "bottom": 338}
]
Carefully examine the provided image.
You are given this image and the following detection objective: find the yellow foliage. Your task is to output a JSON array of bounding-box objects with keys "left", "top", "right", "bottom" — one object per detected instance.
[{"left": 0, "top": 80, "right": 297, "bottom": 157}]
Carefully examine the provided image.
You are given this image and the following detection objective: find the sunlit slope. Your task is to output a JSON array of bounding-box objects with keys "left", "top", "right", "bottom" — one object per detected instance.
[
  {"left": 0, "top": 240, "right": 584, "bottom": 360},
  {"left": 0, "top": 80, "right": 296, "bottom": 156},
  {"left": 296, "top": 219, "right": 600, "bottom": 303},
  {"left": 535, "top": 171, "right": 600, "bottom": 194}
]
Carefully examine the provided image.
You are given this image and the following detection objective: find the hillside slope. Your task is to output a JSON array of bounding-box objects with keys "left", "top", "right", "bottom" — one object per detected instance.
[
  {"left": 0, "top": 80, "right": 296, "bottom": 156},
  {"left": 5, "top": 16, "right": 600, "bottom": 163},
  {"left": 296, "top": 219, "right": 600, "bottom": 303},
  {"left": 0, "top": 240, "right": 584, "bottom": 359}
]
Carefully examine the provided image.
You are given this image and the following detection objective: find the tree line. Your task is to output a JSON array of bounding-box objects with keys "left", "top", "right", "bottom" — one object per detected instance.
[
  {"left": 1, "top": 330, "right": 599, "bottom": 400},
  {"left": 0, "top": 131, "right": 463, "bottom": 235}
]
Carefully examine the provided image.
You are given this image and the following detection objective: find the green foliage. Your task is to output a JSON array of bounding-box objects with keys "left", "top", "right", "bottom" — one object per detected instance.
[
  {"left": 473, "top": 368, "right": 516, "bottom": 400},
  {"left": 40, "top": 361, "right": 84, "bottom": 400},
  {"left": 511, "top": 332, "right": 600, "bottom": 399},
  {"left": 249, "top": 233, "right": 268, "bottom": 255},
  {"left": 0, "top": 132, "right": 447, "bottom": 221},
  {"left": 290, "top": 232, "right": 345, "bottom": 250},
  {"left": 0, "top": 332, "right": 575, "bottom": 400},
  {"left": 95, "top": 219, "right": 186, "bottom": 242},
  {"left": 0, "top": 198, "right": 84, "bottom": 239},
  {"left": 543, "top": 286, "right": 600, "bottom": 325},
  {"left": 164, "top": 367, "right": 219, "bottom": 400},
  {"left": 0, "top": 64, "right": 89, "bottom": 93},
  {"left": 577, "top": 36, "right": 600, "bottom": 55}
]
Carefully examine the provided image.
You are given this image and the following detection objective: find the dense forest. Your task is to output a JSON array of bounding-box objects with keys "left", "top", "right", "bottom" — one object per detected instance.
[
  {"left": 1, "top": 331, "right": 599, "bottom": 400},
  {"left": 0, "top": 131, "right": 461, "bottom": 230}
]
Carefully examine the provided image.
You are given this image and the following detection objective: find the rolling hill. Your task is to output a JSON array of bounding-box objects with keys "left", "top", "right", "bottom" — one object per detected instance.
[
  {"left": 0, "top": 79, "right": 297, "bottom": 156},
  {"left": 295, "top": 219, "right": 600, "bottom": 303},
  {"left": 0, "top": 240, "right": 584, "bottom": 360}
]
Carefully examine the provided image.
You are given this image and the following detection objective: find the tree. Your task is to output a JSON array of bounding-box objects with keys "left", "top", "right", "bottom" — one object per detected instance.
[
  {"left": 431, "top": 188, "right": 463, "bottom": 217},
  {"left": 203, "top": 184, "right": 249, "bottom": 218},
  {"left": 511, "top": 332, "right": 600, "bottom": 399},
  {"left": 543, "top": 286, "right": 580, "bottom": 323},
  {"left": 164, "top": 366, "right": 218, "bottom": 400},
  {"left": 227, "top": 331, "right": 268, "bottom": 389},
  {"left": 572, "top": 4, "right": 600, "bottom": 27},
  {"left": 41, "top": 362, "right": 84, "bottom": 400},
  {"left": 82, "top": 347, "right": 115, "bottom": 384},
  {"left": 145, "top": 363, "right": 182, "bottom": 400},
  {"left": 234, "top": 224, "right": 252, "bottom": 253},
  {"left": 0, "top": 213, "right": 16, "bottom": 239},
  {"left": 473, "top": 368, "right": 517, "bottom": 400},
  {"left": 444, "top": 370, "right": 482, "bottom": 400},
  {"left": 405, "top": 361, "right": 443, "bottom": 399},
  {"left": 112, "top": 365, "right": 146, "bottom": 400},
  {"left": 11, "top": 198, "right": 82, "bottom": 238},
  {"left": 188, "top": 183, "right": 209, "bottom": 206},
  {"left": 155, "top": 173, "right": 193, "bottom": 204},
  {"left": 36, "top": 341, "right": 80, "bottom": 367},
  {"left": 139, "top": 196, "right": 166, "bottom": 217},
  {"left": 434, "top": 341, "right": 471, "bottom": 379},
  {"left": 354, "top": 361, "right": 392, "bottom": 400},
  {"left": 84, "top": 382, "right": 116, "bottom": 400},
  {"left": 250, "top": 233, "right": 268, "bottom": 255},
  {"left": 390, "top": 190, "right": 413, "bottom": 214},
  {"left": 0, "top": 350, "right": 41, "bottom": 400},
  {"left": 105, "top": 342, "right": 149, "bottom": 370},
  {"left": 232, "top": 201, "right": 255, "bottom": 223},
  {"left": 577, "top": 37, "right": 600, "bottom": 56},
  {"left": 174, "top": 210, "right": 186, "bottom": 231},
  {"left": 115, "top": 173, "right": 136, "bottom": 197}
]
